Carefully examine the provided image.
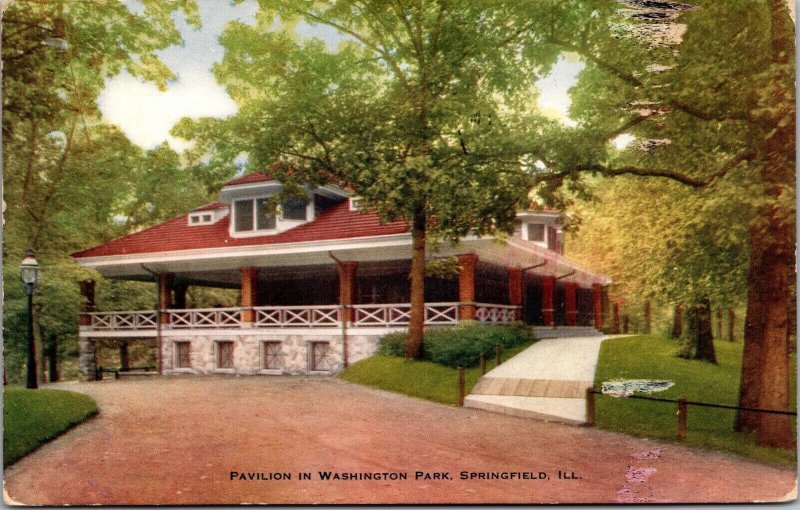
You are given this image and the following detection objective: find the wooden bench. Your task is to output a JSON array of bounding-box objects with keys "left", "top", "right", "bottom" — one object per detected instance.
[{"left": 95, "top": 366, "right": 157, "bottom": 380}]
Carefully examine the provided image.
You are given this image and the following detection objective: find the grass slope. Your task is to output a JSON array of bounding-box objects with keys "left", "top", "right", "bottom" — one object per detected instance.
[
  {"left": 340, "top": 342, "right": 534, "bottom": 406},
  {"left": 594, "top": 335, "right": 796, "bottom": 466},
  {"left": 4, "top": 387, "right": 99, "bottom": 467}
]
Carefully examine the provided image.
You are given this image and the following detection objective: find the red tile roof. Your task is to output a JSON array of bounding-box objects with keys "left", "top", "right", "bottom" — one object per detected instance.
[
  {"left": 72, "top": 201, "right": 408, "bottom": 259},
  {"left": 222, "top": 172, "right": 274, "bottom": 187}
]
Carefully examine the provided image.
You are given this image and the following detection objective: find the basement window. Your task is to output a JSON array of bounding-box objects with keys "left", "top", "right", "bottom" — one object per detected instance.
[
  {"left": 262, "top": 341, "right": 283, "bottom": 370},
  {"left": 175, "top": 341, "right": 191, "bottom": 368},
  {"left": 216, "top": 341, "right": 235, "bottom": 369}
]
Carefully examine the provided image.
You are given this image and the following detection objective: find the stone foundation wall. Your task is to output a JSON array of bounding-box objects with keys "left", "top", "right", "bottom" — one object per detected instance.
[{"left": 160, "top": 331, "right": 383, "bottom": 375}]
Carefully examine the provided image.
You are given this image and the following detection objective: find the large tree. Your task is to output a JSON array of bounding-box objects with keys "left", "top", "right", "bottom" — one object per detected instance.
[
  {"left": 175, "top": 0, "right": 569, "bottom": 358},
  {"left": 2, "top": 0, "right": 207, "bottom": 383},
  {"left": 534, "top": 0, "right": 795, "bottom": 448}
]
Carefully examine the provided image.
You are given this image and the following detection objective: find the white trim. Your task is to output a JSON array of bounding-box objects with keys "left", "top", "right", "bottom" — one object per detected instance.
[{"left": 75, "top": 233, "right": 414, "bottom": 267}]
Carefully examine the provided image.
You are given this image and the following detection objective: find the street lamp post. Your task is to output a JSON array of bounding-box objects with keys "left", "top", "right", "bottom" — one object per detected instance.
[{"left": 20, "top": 249, "right": 41, "bottom": 389}]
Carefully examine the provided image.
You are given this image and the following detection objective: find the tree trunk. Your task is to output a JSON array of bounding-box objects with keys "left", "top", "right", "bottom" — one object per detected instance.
[
  {"left": 671, "top": 303, "right": 683, "bottom": 339},
  {"left": 735, "top": 222, "right": 794, "bottom": 447},
  {"left": 733, "top": 0, "right": 794, "bottom": 450},
  {"left": 727, "top": 308, "right": 735, "bottom": 342},
  {"left": 622, "top": 315, "right": 629, "bottom": 334},
  {"left": 406, "top": 208, "right": 426, "bottom": 359},
  {"left": 644, "top": 300, "right": 651, "bottom": 334},
  {"left": 694, "top": 297, "right": 716, "bottom": 364},
  {"left": 716, "top": 308, "right": 723, "bottom": 339}
]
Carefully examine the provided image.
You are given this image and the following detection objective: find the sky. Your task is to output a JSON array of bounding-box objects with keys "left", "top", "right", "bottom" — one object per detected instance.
[{"left": 98, "top": 0, "right": 584, "bottom": 153}]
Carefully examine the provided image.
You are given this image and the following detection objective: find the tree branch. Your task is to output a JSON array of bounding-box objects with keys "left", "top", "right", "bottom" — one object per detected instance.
[{"left": 574, "top": 150, "right": 755, "bottom": 188}]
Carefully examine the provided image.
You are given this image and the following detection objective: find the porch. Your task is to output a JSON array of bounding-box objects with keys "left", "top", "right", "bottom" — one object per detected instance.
[{"left": 76, "top": 246, "right": 608, "bottom": 377}]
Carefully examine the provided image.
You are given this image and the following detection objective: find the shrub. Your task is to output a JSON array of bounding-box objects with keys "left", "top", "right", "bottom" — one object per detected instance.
[{"left": 377, "top": 324, "right": 534, "bottom": 368}]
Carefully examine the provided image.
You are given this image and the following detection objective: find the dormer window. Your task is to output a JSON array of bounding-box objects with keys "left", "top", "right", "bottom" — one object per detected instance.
[
  {"left": 281, "top": 197, "right": 308, "bottom": 221},
  {"left": 188, "top": 212, "right": 214, "bottom": 226},
  {"left": 233, "top": 198, "right": 276, "bottom": 233},
  {"left": 526, "top": 223, "right": 545, "bottom": 242}
]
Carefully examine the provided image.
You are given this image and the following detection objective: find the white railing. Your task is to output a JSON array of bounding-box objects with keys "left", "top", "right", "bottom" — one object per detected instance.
[
  {"left": 253, "top": 305, "right": 340, "bottom": 328},
  {"left": 474, "top": 303, "right": 519, "bottom": 323},
  {"left": 82, "top": 302, "right": 518, "bottom": 332},
  {"left": 352, "top": 302, "right": 460, "bottom": 327},
  {"left": 167, "top": 308, "right": 242, "bottom": 329},
  {"left": 86, "top": 311, "right": 158, "bottom": 330}
]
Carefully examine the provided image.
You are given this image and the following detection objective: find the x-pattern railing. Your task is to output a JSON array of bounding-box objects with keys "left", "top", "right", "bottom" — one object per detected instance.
[
  {"left": 87, "top": 311, "right": 158, "bottom": 330},
  {"left": 253, "top": 305, "right": 340, "bottom": 327},
  {"left": 83, "top": 302, "right": 520, "bottom": 331},
  {"left": 168, "top": 308, "right": 242, "bottom": 329},
  {"left": 352, "top": 302, "right": 460, "bottom": 326},
  {"left": 474, "top": 303, "right": 519, "bottom": 323}
]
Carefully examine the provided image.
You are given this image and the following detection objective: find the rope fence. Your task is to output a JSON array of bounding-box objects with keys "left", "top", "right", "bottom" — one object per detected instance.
[{"left": 585, "top": 388, "right": 796, "bottom": 439}]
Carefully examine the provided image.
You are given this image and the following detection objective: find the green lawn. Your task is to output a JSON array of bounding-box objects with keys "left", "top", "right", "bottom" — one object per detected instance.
[
  {"left": 4, "top": 387, "right": 99, "bottom": 467},
  {"left": 594, "top": 335, "right": 796, "bottom": 466},
  {"left": 340, "top": 342, "right": 534, "bottom": 406}
]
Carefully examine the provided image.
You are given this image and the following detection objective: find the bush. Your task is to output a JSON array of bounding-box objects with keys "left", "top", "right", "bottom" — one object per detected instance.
[{"left": 377, "top": 324, "right": 534, "bottom": 368}]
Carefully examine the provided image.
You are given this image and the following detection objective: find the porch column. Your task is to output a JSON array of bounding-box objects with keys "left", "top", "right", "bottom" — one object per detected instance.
[
  {"left": 78, "top": 279, "right": 95, "bottom": 326},
  {"left": 119, "top": 342, "right": 130, "bottom": 371},
  {"left": 565, "top": 282, "right": 578, "bottom": 326},
  {"left": 78, "top": 337, "right": 97, "bottom": 381},
  {"left": 158, "top": 273, "right": 174, "bottom": 324},
  {"left": 174, "top": 282, "right": 188, "bottom": 309},
  {"left": 542, "top": 275, "right": 555, "bottom": 327},
  {"left": 240, "top": 267, "right": 258, "bottom": 323},
  {"left": 612, "top": 302, "right": 621, "bottom": 334},
  {"left": 337, "top": 261, "right": 358, "bottom": 323},
  {"left": 592, "top": 283, "right": 603, "bottom": 329},
  {"left": 78, "top": 280, "right": 97, "bottom": 381},
  {"left": 458, "top": 254, "right": 478, "bottom": 320},
  {"left": 508, "top": 267, "right": 524, "bottom": 321}
]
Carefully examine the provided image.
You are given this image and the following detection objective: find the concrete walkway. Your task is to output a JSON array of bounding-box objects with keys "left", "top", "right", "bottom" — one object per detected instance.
[{"left": 464, "top": 335, "right": 610, "bottom": 424}]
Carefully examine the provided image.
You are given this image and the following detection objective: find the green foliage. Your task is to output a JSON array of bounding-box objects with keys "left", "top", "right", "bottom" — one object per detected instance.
[
  {"left": 2, "top": 0, "right": 210, "bottom": 384},
  {"left": 3, "top": 388, "right": 99, "bottom": 466},
  {"left": 341, "top": 341, "right": 534, "bottom": 406},
  {"left": 377, "top": 324, "right": 534, "bottom": 368},
  {"left": 594, "top": 335, "right": 796, "bottom": 465}
]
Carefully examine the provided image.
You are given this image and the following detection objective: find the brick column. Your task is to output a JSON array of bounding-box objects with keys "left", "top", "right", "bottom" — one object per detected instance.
[
  {"left": 338, "top": 262, "right": 358, "bottom": 323},
  {"left": 78, "top": 279, "right": 95, "bottom": 326},
  {"left": 565, "top": 282, "right": 578, "bottom": 326},
  {"left": 458, "top": 254, "right": 479, "bottom": 320},
  {"left": 508, "top": 267, "right": 524, "bottom": 320},
  {"left": 542, "top": 275, "right": 555, "bottom": 327},
  {"left": 240, "top": 267, "right": 259, "bottom": 323},
  {"left": 612, "top": 302, "right": 621, "bottom": 334},
  {"left": 592, "top": 283, "right": 603, "bottom": 329},
  {"left": 158, "top": 273, "right": 175, "bottom": 324}
]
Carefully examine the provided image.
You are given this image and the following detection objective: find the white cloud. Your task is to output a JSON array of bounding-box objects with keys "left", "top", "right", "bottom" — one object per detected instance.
[{"left": 98, "top": 71, "right": 237, "bottom": 151}]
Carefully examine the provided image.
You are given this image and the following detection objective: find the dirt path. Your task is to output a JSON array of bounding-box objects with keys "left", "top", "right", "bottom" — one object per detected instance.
[{"left": 3, "top": 377, "right": 796, "bottom": 505}]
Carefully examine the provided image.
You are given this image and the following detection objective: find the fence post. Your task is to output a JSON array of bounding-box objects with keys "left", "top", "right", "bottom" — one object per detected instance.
[
  {"left": 495, "top": 344, "right": 501, "bottom": 366},
  {"left": 586, "top": 387, "right": 595, "bottom": 426},
  {"left": 458, "top": 367, "right": 465, "bottom": 406},
  {"left": 677, "top": 397, "right": 688, "bottom": 439},
  {"left": 480, "top": 352, "right": 486, "bottom": 375}
]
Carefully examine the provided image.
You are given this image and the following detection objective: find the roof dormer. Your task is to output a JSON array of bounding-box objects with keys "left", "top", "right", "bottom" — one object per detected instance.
[
  {"left": 218, "top": 171, "right": 350, "bottom": 238},
  {"left": 187, "top": 203, "right": 228, "bottom": 227},
  {"left": 515, "top": 210, "right": 564, "bottom": 254}
]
